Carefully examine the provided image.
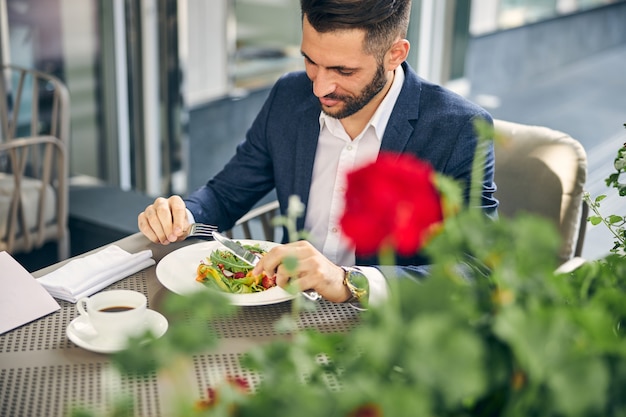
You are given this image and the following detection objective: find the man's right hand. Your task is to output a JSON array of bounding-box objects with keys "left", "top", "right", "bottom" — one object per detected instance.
[{"left": 138, "top": 195, "right": 190, "bottom": 245}]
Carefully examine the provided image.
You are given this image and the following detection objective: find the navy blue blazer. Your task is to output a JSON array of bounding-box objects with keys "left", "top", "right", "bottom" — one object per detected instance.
[{"left": 185, "top": 62, "right": 498, "bottom": 276}]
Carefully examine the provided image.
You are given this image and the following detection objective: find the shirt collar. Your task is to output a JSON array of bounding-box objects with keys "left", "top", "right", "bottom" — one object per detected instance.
[{"left": 318, "top": 64, "right": 405, "bottom": 141}]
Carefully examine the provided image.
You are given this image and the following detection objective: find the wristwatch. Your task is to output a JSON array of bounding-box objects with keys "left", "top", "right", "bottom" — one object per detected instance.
[{"left": 341, "top": 266, "right": 369, "bottom": 306}]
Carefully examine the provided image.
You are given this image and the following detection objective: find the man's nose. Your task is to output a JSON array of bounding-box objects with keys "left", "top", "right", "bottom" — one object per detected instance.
[{"left": 311, "top": 69, "right": 336, "bottom": 98}]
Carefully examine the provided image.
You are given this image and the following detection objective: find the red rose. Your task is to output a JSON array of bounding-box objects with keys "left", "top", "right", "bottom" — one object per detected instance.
[
  {"left": 340, "top": 152, "right": 443, "bottom": 256},
  {"left": 196, "top": 375, "right": 250, "bottom": 411},
  {"left": 347, "top": 403, "right": 383, "bottom": 417}
]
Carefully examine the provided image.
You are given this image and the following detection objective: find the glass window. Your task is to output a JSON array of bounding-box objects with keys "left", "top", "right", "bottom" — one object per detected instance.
[
  {"left": 470, "top": 0, "right": 625, "bottom": 36},
  {"left": 5, "top": 0, "right": 103, "bottom": 181},
  {"left": 233, "top": 0, "right": 303, "bottom": 90}
]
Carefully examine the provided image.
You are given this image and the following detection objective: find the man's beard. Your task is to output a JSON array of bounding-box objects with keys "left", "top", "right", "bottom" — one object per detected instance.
[{"left": 320, "top": 64, "right": 388, "bottom": 120}]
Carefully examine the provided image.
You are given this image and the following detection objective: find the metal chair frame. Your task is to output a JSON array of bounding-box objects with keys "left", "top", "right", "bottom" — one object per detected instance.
[
  {"left": 0, "top": 65, "right": 70, "bottom": 259},
  {"left": 225, "top": 200, "right": 280, "bottom": 241}
]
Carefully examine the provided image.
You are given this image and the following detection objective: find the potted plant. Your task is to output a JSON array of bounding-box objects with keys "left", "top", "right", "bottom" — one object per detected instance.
[{"left": 78, "top": 123, "right": 626, "bottom": 417}]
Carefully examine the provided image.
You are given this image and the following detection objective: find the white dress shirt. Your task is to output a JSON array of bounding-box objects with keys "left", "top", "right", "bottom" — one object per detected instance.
[{"left": 305, "top": 66, "right": 405, "bottom": 305}]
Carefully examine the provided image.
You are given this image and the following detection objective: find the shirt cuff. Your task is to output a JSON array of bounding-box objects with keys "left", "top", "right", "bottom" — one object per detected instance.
[
  {"left": 356, "top": 266, "right": 388, "bottom": 307},
  {"left": 186, "top": 209, "right": 196, "bottom": 225}
]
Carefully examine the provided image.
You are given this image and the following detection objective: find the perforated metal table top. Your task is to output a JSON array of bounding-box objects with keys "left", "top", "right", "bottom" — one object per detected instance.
[{"left": 0, "top": 234, "right": 359, "bottom": 417}]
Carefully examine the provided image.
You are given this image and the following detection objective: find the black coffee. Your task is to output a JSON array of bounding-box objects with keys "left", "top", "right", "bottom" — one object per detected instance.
[{"left": 99, "top": 306, "right": 135, "bottom": 313}]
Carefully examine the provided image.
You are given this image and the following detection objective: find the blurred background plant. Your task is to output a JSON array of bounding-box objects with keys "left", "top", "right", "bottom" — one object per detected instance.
[
  {"left": 585, "top": 124, "right": 626, "bottom": 255},
  {"left": 74, "top": 122, "right": 626, "bottom": 417}
]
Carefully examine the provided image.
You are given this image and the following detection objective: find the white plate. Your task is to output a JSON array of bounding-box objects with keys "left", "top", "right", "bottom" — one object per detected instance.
[
  {"left": 155, "top": 240, "right": 296, "bottom": 306},
  {"left": 66, "top": 309, "right": 168, "bottom": 354}
]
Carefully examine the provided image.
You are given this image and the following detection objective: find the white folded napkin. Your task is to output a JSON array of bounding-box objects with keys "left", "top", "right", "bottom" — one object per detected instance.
[{"left": 37, "top": 245, "right": 155, "bottom": 303}]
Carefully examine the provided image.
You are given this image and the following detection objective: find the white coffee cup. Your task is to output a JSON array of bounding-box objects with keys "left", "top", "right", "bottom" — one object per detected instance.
[{"left": 76, "top": 290, "right": 148, "bottom": 346}]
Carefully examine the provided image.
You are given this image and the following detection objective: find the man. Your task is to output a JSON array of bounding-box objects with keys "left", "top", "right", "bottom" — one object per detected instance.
[{"left": 138, "top": 0, "right": 498, "bottom": 305}]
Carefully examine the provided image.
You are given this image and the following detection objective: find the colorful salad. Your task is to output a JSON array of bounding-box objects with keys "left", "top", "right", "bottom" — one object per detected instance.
[{"left": 195, "top": 244, "right": 276, "bottom": 294}]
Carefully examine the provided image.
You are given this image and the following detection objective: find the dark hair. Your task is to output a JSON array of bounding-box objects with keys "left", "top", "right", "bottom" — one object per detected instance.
[{"left": 301, "top": 0, "right": 411, "bottom": 58}]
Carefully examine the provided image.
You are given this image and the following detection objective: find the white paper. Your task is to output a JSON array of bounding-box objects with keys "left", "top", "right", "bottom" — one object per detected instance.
[{"left": 0, "top": 251, "right": 60, "bottom": 334}]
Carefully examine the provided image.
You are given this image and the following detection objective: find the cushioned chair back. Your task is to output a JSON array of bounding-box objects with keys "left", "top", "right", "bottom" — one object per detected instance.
[{"left": 494, "top": 119, "right": 587, "bottom": 263}]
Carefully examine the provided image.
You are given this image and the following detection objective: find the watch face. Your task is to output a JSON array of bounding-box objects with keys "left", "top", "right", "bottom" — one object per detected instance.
[{"left": 344, "top": 268, "right": 369, "bottom": 303}]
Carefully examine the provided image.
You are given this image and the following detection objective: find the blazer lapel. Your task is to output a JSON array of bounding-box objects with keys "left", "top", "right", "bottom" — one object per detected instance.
[{"left": 380, "top": 62, "right": 422, "bottom": 158}]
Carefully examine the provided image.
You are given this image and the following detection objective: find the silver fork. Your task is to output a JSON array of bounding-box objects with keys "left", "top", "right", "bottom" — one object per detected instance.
[{"left": 186, "top": 223, "right": 218, "bottom": 238}]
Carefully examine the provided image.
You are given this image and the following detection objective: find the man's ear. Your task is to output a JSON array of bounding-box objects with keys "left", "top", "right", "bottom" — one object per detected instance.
[{"left": 386, "top": 39, "right": 410, "bottom": 70}]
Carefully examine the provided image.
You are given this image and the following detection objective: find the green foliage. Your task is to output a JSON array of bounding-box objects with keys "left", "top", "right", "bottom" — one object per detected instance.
[
  {"left": 70, "top": 397, "right": 134, "bottom": 417},
  {"left": 99, "top": 123, "right": 626, "bottom": 416},
  {"left": 229, "top": 212, "right": 626, "bottom": 417},
  {"left": 584, "top": 126, "right": 626, "bottom": 253}
]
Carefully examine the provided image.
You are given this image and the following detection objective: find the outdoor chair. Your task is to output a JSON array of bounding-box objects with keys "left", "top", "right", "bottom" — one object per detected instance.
[
  {"left": 0, "top": 65, "right": 70, "bottom": 260},
  {"left": 225, "top": 199, "right": 280, "bottom": 241}
]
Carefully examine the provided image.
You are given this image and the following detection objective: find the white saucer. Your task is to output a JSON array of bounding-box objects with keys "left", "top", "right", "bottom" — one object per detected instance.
[{"left": 66, "top": 309, "right": 168, "bottom": 354}]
